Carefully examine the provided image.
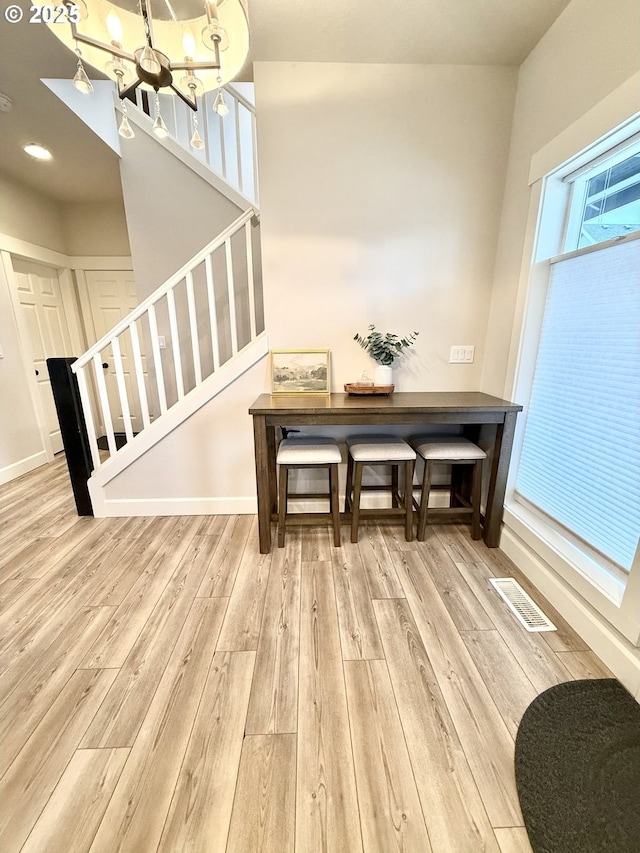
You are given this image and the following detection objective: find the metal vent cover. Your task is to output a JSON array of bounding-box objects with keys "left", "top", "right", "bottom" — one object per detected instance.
[{"left": 489, "top": 578, "right": 557, "bottom": 632}]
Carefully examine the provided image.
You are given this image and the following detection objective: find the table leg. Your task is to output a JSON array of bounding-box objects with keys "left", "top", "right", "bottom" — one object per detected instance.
[
  {"left": 253, "top": 415, "right": 272, "bottom": 553},
  {"left": 484, "top": 411, "right": 517, "bottom": 547}
]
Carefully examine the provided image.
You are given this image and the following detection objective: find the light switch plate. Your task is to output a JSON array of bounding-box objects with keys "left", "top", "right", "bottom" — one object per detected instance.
[{"left": 449, "top": 345, "right": 475, "bottom": 363}]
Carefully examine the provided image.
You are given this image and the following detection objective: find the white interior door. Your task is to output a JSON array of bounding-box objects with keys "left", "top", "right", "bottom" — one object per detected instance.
[
  {"left": 12, "top": 259, "right": 79, "bottom": 454},
  {"left": 83, "top": 271, "right": 145, "bottom": 435}
]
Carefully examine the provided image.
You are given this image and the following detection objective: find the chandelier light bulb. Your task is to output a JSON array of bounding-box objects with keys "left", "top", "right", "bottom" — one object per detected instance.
[
  {"left": 139, "top": 45, "right": 162, "bottom": 75},
  {"left": 182, "top": 29, "right": 196, "bottom": 59},
  {"left": 106, "top": 10, "right": 123, "bottom": 43},
  {"left": 213, "top": 89, "right": 229, "bottom": 117},
  {"left": 73, "top": 57, "right": 94, "bottom": 94}
]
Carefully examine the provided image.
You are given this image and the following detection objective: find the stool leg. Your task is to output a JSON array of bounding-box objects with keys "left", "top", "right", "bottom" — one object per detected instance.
[
  {"left": 417, "top": 459, "right": 434, "bottom": 542},
  {"left": 391, "top": 464, "right": 399, "bottom": 508},
  {"left": 471, "top": 459, "right": 482, "bottom": 540},
  {"left": 345, "top": 453, "right": 354, "bottom": 512},
  {"left": 351, "top": 460, "right": 364, "bottom": 543},
  {"left": 404, "top": 459, "right": 415, "bottom": 542},
  {"left": 329, "top": 463, "right": 341, "bottom": 547},
  {"left": 277, "top": 465, "right": 289, "bottom": 548}
]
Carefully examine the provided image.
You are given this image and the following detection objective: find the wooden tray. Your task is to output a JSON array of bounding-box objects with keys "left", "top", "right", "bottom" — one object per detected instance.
[{"left": 344, "top": 383, "right": 394, "bottom": 396}]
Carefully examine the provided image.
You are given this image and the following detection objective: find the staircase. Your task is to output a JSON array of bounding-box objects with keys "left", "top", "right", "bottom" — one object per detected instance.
[{"left": 70, "top": 87, "right": 268, "bottom": 513}]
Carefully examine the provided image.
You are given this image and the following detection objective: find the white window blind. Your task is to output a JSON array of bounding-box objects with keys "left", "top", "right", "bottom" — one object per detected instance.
[{"left": 515, "top": 237, "right": 640, "bottom": 570}]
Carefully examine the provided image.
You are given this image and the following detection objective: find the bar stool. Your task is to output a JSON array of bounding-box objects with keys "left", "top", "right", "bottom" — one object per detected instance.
[
  {"left": 345, "top": 435, "right": 416, "bottom": 543},
  {"left": 276, "top": 437, "right": 342, "bottom": 548},
  {"left": 410, "top": 435, "right": 486, "bottom": 541}
]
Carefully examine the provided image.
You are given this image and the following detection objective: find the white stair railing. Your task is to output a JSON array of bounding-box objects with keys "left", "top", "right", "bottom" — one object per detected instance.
[
  {"left": 72, "top": 208, "right": 263, "bottom": 472},
  {"left": 135, "top": 85, "right": 259, "bottom": 204}
]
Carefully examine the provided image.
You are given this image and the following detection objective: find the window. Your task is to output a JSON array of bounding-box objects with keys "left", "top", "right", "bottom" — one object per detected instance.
[
  {"left": 564, "top": 142, "right": 640, "bottom": 251},
  {"left": 514, "top": 143, "right": 640, "bottom": 575}
]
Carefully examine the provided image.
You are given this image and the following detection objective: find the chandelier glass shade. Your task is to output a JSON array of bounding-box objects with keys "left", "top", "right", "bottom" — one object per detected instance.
[{"left": 39, "top": 1, "right": 250, "bottom": 110}]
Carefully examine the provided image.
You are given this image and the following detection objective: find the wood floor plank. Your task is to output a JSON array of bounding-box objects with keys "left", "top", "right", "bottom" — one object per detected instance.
[
  {"left": 196, "top": 513, "right": 253, "bottom": 597},
  {"left": 1, "top": 536, "right": 54, "bottom": 577},
  {"left": 296, "top": 560, "right": 363, "bottom": 853},
  {"left": 245, "top": 531, "right": 302, "bottom": 735},
  {"left": 555, "top": 650, "right": 613, "bottom": 680},
  {"left": 494, "top": 826, "right": 534, "bottom": 853},
  {"left": 217, "top": 518, "right": 272, "bottom": 651},
  {"left": 460, "top": 629, "right": 539, "bottom": 739},
  {"left": 81, "top": 533, "right": 223, "bottom": 748},
  {"left": 0, "top": 535, "right": 139, "bottom": 695},
  {"left": 0, "top": 577, "right": 35, "bottom": 610},
  {"left": 419, "top": 535, "right": 496, "bottom": 631},
  {"left": 0, "top": 605, "right": 116, "bottom": 774},
  {"left": 331, "top": 540, "right": 384, "bottom": 660},
  {"left": 79, "top": 516, "right": 201, "bottom": 668},
  {"left": 376, "top": 520, "right": 418, "bottom": 551},
  {"left": 391, "top": 549, "right": 523, "bottom": 827},
  {"left": 356, "top": 523, "right": 404, "bottom": 598},
  {"left": 88, "top": 598, "right": 227, "bottom": 853},
  {"left": 158, "top": 650, "right": 256, "bottom": 852},
  {"left": 454, "top": 560, "right": 576, "bottom": 693},
  {"left": 20, "top": 748, "right": 130, "bottom": 853},
  {"left": 0, "top": 669, "right": 117, "bottom": 853},
  {"left": 197, "top": 513, "right": 229, "bottom": 536},
  {"left": 373, "top": 597, "right": 500, "bottom": 851},
  {"left": 226, "top": 734, "right": 296, "bottom": 853},
  {"left": 344, "top": 659, "right": 432, "bottom": 852},
  {"left": 441, "top": 525, "right": 590, "bottom": 653},
  {"left": 300, "top": 525, "right": 333, "bottom": 562}
]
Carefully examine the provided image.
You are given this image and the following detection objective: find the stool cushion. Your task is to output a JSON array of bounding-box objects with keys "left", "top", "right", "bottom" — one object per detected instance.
[
  {"left": 347, "top": 435, "right": 416, "bottom": 462},
  {"left": 411, "top": 435, "right": 486, "bottom": 461},
  {"left": 277, "top": 437, "right": 341, "bottom": 465}
]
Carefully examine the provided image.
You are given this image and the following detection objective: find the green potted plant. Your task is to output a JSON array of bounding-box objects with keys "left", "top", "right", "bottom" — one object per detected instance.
[{"left": 354, "top": 325, "right": 419, "bottom": 386}]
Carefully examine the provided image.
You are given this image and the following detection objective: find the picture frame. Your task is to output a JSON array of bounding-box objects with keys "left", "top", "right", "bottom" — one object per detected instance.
[{"left": 270, "top": 349, "right": 331, "bottom": 395}]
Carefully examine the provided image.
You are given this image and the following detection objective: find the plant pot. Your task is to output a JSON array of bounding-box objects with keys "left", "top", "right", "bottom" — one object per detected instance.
[{"left": 374, "top": 365, "right": 393, "bottom": 386}]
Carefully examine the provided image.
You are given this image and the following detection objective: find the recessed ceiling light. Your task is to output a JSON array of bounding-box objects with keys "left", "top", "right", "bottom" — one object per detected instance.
[{"left": 24, "top": 143, "right": 52, "bottom": 161}]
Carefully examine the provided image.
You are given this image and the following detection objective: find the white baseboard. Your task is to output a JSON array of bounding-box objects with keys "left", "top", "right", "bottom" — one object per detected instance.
[
  {"left": 96, "top": 496, "right": 258, "bottom": 518},
  {"left": 0, "top": 451, "right": 49, "bottom": 485},
  {"left": 501, "top": 525, "right": 640, "bottom": 698}
]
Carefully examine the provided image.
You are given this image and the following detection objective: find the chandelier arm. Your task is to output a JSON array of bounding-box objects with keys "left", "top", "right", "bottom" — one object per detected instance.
[
  {"left": 170, "top": 84, "right": 199, "bottom": 111},
  {"left": 70, "top": 23, "right": 136, "bottom": 63},
  {"left": 117, "top": 78, "right": 142, "bottom": 101},
  {"left": 172, "top": 59, "right": 222, "bottom": 72}
]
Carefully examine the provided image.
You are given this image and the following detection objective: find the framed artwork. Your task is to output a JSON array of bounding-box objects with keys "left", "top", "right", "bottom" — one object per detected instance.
[{"left": 270, "top": 349, "right": 330, "bottom": 395}]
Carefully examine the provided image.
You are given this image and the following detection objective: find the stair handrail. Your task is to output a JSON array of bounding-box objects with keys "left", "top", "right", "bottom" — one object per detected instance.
[{"left": 72, "top": 207, "right": 257, "bottom": 373}]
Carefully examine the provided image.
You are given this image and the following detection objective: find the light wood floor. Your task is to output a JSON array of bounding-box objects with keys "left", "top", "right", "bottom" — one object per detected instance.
[{"left": 0, "top": 455, "right": 613, "bottom": 853}]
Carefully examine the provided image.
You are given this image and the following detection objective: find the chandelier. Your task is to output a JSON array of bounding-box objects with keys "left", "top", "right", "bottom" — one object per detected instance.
[{"left": 40, "top": 1, "right": 250, "bottom": 142}]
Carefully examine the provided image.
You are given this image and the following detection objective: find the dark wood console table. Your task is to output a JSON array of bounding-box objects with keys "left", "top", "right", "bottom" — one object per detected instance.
[{"left": 249, "top": 392, "right": 522, "bottom": 553}]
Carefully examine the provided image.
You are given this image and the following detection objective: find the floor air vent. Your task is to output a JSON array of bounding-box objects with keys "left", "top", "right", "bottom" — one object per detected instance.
[{"left": 489, "top": 578, "right": 557, "bottom": 632}]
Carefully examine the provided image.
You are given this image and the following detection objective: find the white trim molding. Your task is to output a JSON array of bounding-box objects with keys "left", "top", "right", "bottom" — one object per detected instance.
[
  {"left": 501, "top": 524, "right": 640, "bottom": 698},
  {"left": 95, "top": 496, "right": 257, "bottom": 517},
  {"left": 0, "top": 450, "right": 50, "bottom": 486}
]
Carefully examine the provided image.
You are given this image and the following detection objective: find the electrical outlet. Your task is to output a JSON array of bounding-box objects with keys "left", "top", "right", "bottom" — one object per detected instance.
[{"left": 449, "top": 345, "right": 475, "bottom": 364}]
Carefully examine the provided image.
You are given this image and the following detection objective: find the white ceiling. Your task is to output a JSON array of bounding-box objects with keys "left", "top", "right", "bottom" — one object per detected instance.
[{"left": 0, "top": 0, "right": 572, "bottom": 205}]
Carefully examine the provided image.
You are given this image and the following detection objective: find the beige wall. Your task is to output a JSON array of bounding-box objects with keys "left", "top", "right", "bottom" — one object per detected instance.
[
  {"left": 482, "top": 0, "right": 640, "bottom": 395},
  {"left": 61, "top": 200, "right": 130, "bottom": 256},
  {"left": 480, "top": 0, "right": 640, "bottom": 694},
  {"left": 0, "top": 176, "right": 66, "bottom": 254},
  {"left": 119, "top": 128, "right": 244, "bottom": 300},
  {"left": 255, "top": 62, "right": 518, "bottom": 392}
]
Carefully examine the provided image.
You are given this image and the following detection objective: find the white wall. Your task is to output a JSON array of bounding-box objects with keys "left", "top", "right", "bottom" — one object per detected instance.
[
  {"left": 255, "top": 62, "right": 517, "bottom": 391},
  {"left": 118, "top": 128, "right": 245, "bottom": 300},
  {"left": 481, "top": 0, "right": 640, "bottom": 695}
]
